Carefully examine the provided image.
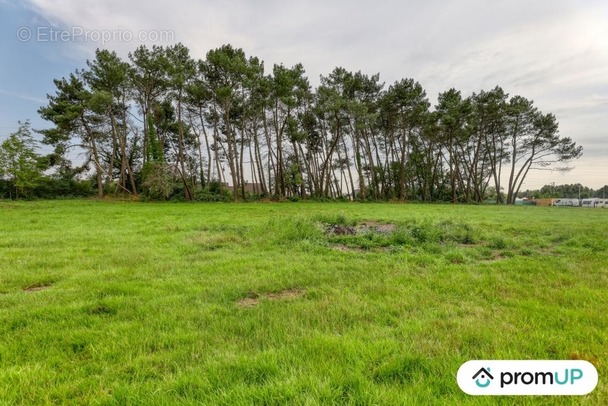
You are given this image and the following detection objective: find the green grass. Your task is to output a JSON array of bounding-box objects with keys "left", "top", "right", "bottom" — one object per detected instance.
[{"left": 0, "top": 200, "right": 606, "bottom": 405}]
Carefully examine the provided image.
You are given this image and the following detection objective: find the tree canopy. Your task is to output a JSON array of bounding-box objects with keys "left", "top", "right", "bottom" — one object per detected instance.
[
  {"left": 0, "top": 121, "right": 45, "bottom": 199},
  {"left": 33, "top": 43, "right": 582, "bottom": 203}
]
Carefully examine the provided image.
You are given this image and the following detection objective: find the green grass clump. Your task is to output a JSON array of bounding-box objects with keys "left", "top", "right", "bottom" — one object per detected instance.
[
  {"left": 0, "top": 201, "right": 606, "bottom": 404},
  {"left": 322, "top": 218, "right": 479, "bottom": 253}
]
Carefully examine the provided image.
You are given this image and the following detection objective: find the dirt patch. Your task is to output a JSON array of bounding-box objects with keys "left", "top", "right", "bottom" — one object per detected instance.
[
  {"left": 23, "top": 282, "right": 53, "bottom": 293},
  {"left": 481, "top": 252, "right": 509, "bottom": 262},
  {"left": 569, "top": 351, "right": 600, "bottom": 366},
  {"left": 237, "top": 288, "right": 304, "bottom": 308},
  {"left": 267, "top": 288, "right": 303, "bottom": 301},
  {"left": 330, "top": 243, "right": 368, "bottom": 253},
  {"left": 330, "top": 243, "right": 392, "bottom": 253},
  {"left": 89, "top": 304, "right": 116, "bottom": 316},
  {"left": 236, "top": 297, "right": 260, "bottom": 308},
  {"left": 357, "top": 221, "right": 397, "bottom": 234},
  {"left": 324, "top": 221, "right": 397, "bottom": 236},
  {"left": 325, "top": 224, "right": 357, "bottom": 235}
]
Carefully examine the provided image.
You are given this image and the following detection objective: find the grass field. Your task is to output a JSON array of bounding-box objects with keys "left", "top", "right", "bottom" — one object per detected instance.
[{"left": 0, "top": 200, "right": 606, "bottom": 405}]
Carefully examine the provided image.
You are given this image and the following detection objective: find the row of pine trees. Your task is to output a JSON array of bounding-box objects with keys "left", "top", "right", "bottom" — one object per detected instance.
[{"left": 38, "top": 44, "right": 582, "bottom": 203}]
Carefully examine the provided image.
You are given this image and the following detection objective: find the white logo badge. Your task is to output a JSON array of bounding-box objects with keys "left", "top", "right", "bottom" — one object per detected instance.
[{"left": 457, "top": 360, "right": 598, "bottom": 395}]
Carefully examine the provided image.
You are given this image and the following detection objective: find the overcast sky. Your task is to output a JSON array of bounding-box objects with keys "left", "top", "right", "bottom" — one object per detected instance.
[{"left": 1, "top": 0, "right": 606, "bottom": 188}]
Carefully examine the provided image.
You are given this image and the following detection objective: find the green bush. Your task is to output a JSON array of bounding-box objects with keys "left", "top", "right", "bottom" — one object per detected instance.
[{"left": 193, "top": 190, "right": 231, "bottom": 202}]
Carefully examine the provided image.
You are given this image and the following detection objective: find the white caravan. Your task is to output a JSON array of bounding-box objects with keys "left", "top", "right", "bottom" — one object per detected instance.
[
  {"left": 582, "top": 198, "right": 607, "bottom": 208},
  {"left": 551, "top": 198, "right": 580, "bottom": 207}
]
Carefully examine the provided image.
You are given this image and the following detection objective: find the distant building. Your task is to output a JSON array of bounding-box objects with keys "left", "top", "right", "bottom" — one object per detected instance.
[
  {"left": 226, "top": 183, "right": 265, "bottom": 195},
  {"left": 245, "top": 183, "right": 264, "bottom": 195}
]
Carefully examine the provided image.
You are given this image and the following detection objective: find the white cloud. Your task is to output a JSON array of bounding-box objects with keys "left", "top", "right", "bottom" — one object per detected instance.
[{"left": 0, "top": 89, "right": 46, "bottom": 104}]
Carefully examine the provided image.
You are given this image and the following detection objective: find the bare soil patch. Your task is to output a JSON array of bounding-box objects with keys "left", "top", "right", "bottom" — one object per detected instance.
[
  {"left": 324, "top": 221, "right": 397, "bottom": 236},
  {"left": 266, "top": 288, "right": 303, "bottom": 301},
  {"left": 236, "top": 297, "right": 260, "bottom": 308},
  {"left": 237, "top": 288, "right": 304, "bottom": 308},
  {"left": 325, "top": 224, "right": 357, "bottom": 235},
  {"left": 330, "top": 243, "right": 367, "bottom": 253},
  {"left": 23, "top": 282, "right": 53, "bottom": 293},
  {"left": 481, "top": 252, "right": 509, "bottom": 262},
  {"left": 357, "top": 221, "right": 397, "bottom": 234}
]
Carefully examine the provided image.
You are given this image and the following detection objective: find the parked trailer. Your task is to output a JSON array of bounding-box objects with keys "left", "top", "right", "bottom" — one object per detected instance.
[
  {"left": 551, "top": 198, "right": 580, "bottom": 207},
  {"left": 582, "top": 198, "right": 608, "bottom": 208}
]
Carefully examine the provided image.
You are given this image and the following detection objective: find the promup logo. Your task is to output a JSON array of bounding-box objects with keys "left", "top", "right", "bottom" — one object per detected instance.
[
  {"left": 457, "top": 360, "right": 598, "bottom": 395},
  {"left": 472, "top": 367, "right": 494, "bottom": 388}
]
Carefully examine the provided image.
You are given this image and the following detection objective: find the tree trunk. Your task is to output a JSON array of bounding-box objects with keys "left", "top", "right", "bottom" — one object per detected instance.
[{"left": 177, "top": 95, "right": 192, "bottom": 200}]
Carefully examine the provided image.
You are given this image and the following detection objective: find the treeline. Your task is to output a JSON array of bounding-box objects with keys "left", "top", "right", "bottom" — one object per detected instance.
[
  {"left": 0, "top": 121, "right": 93, "bottom": 199},
  {"left": 520, "top": 184, "right": 608, "bottom": 200},
  {"left": 30, "top": 43, "right": 582, "bottom": 203}
]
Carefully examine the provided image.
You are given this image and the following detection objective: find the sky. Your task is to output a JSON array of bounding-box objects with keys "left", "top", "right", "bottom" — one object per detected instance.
[{"left": 1, "top": 0, "right": 607, "bottom": 189}]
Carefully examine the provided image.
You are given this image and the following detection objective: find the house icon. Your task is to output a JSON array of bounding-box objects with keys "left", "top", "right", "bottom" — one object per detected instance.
[{"left": 472, "top": 367, "right": 494, "bottom": 388}]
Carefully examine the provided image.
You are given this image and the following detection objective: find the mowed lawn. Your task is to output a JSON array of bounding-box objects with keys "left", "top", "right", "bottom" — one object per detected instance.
[{"left": 0, "top": 200, "right": 606, "bottom": 405}]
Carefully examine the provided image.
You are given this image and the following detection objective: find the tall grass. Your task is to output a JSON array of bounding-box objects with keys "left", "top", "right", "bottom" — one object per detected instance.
[{"left": 0, "top": 201, "right": 606, "bottom": 404}]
